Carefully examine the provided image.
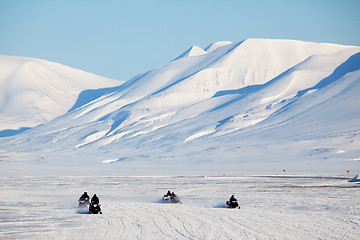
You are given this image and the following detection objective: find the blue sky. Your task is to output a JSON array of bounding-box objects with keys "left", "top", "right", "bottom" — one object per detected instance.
[{"left": 1, "top": 0, "right": 359, "bottom": 81}]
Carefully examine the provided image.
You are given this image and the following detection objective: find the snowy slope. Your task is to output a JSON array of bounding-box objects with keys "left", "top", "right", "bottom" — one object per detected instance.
[
  {"left": 0, "top": 39, "right": 359, "bottom": 176},
  {"left": 0, "top": 55, "right": 123, "bottom": 134}
]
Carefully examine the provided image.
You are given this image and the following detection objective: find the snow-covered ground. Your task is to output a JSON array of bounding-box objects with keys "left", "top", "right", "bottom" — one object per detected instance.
[{"left": 1, "top": 175, "right": 359, "bottom": 239}]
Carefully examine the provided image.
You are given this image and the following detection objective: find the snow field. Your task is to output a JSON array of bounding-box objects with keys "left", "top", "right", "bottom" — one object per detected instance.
[{"left": 1, "top": 176, "right": 359, "bottom": 239}]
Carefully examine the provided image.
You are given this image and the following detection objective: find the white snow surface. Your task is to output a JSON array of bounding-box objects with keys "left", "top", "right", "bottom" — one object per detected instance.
[
  {"left": 1, "top": 176, "right": 359, "bottom": 239},
  {"left": 0, "top": 55, "right": 122, "bottom": 132}
]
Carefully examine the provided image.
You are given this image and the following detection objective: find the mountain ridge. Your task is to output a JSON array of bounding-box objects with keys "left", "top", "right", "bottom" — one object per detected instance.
[{"left": 0, "top": 38, "right": 359, "bottom": 175}]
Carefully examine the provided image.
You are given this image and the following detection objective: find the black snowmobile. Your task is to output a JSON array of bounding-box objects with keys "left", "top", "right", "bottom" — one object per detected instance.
[
  {"left": 78, "top": 192, "right": 90, "bottom": 208},
  {"left": 226, "top": 195, "right": 240, "bottom": 209},
  {"left": 162, "top": 191, "right": 181, "bottom": 204},
  {"left": 89, "top": 202, "right": 102, "bottom": 214},
  {"left": 226, "top": 200, "right": 240, "bottom": 209},
  {"left": 89, "top": 194, "right": 102, "bottom": 214}
]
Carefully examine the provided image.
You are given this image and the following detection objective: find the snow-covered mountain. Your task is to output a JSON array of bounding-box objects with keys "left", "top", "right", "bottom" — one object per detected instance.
[
  {"left": 0, "top": 39, "right": 359, "bottom": 176},
  {"left": 0, "top": 55, "right": 122, "bottom": 135}
]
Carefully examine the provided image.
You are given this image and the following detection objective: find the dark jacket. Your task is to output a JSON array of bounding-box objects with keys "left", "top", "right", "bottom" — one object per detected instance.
[
  {"left": 229, "top": 195, "right": 237, "bottom": 202},
  {"left": 91, "top": 194, "right": 99, "bottom": 204},
  {"left": 80, "top": 192, "right": 89, "bottom": 200}
]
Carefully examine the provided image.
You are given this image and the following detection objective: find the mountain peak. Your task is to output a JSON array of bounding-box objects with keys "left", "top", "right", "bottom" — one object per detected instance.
[
  {"left": 204, "top": 41, "right": 233, "bottom": 52},
  {"left": 0, "top": 55, "right": 122, "bottom": 133},
  {"left": 172, "top": 45, "right": 207, "bottom": 61}
]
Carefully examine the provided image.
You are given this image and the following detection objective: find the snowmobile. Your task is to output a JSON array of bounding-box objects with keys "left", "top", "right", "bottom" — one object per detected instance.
[
  {"left": 170, "top": 195, "right": 181, "bottom": 203},
  {"left": 162, "top": 195, "right": 171, "bottom": 201},
  {"left": 89, "top": 202, "right": 102, "bottom": 214},
  {"left": 78, "top": 197, "right": 90, "bottom": 208},
  {"left": 226, "top": 200, "right": 240, "bottom": 209},
  {"left": 162, "top": 192, "right": 181, "bottom": 203}
]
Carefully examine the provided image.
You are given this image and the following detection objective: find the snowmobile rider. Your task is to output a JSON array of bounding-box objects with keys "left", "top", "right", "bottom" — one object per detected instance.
[
  {"left": 79, "top": 192, "right": 89, "bottom": 200},
  {"left": 166, "top": 190, "right": 171, "bottom": 196},
  {"left": 91, "top": 194, "right": 99, "bottom": 204},
  {"left": 228, "top": 195, "right": 239, "bottom": 208},
  {"left": 229, "top": 195, "right": 237, "bottom": 202}
]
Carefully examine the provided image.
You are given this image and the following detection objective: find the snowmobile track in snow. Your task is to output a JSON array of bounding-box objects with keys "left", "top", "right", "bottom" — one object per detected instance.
[{"left": 0, "top": 175, "right": 359, "bottom": 239}]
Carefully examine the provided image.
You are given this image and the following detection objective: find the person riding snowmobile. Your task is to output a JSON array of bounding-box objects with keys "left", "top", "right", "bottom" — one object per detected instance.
[
  {"left": 78, "top": 192, "right": 90, "bottom": 207},
  {"left": 79, "top": 192, "right": 89, "bottom": 200},
  {"left": 162, "top": 191, "right": 172, "bottom": 201},
  {"left": 227, "top": 195, "right": 239, "bottom": 208},
  {"left": 91, "top": 194, "right": 99, "bottom": 204},
  {"left": 170, "top": 192, "right": 180, "bottom": 203},
  {"left": 89, "top": 194, "right": 102, "bottom": 214}
]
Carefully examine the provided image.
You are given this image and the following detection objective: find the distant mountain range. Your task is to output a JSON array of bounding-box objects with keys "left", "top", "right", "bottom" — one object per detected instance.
[{"left": 0, "top": 39, "right": 359, "bottom": 175}]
